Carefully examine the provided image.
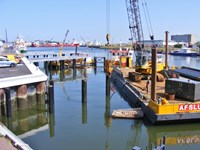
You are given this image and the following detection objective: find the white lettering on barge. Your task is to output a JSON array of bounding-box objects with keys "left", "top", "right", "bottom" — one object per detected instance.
[{"left": 178, "top": 104, "right": 200, "bottom": 111}]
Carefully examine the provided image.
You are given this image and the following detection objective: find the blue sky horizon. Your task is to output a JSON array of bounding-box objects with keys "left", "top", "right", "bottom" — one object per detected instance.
[{"left": 0, "top": 0, "right": 200, "bottom": 44}]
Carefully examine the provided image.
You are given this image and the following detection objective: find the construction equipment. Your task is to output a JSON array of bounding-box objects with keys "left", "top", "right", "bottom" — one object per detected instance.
[
  {"left": 125, "top": 0, "right": 165, "bottom": 75},
  {"left": 59, "top": 30, "right": 69, "bottom": 56}
]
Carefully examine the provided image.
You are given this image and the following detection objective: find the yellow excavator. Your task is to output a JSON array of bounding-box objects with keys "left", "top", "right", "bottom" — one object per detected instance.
[{"left": 125, "top": 0, "right": 165, "bottom": 75}]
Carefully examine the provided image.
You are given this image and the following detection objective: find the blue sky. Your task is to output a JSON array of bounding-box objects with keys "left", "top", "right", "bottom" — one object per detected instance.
[{"left": 0, "top": 0, "right": 200, "bottom": 44}]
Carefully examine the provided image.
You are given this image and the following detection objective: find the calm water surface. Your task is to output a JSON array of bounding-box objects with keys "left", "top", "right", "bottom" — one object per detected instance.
[{"left": 1, "top": 47, "right": 200, "bottom": 150}]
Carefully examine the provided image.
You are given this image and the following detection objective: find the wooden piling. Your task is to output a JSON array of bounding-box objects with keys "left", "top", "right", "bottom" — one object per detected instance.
[
  {"left": 48, "top": 80, "right": 54, "bottom": 113},
  {"left": 34, "top": 62, "right": 39, "bottom": 67},
  {"left": 165, "top": 31, "right": 169, "bottom": 69},
  {"left": 82, "top": 79, "right": 87, "bottom": 103},
  {"left": 84, "top": 58, "right": 87, "bottom": 67},
  {"left": 94, "top": 57, "right": 97, "bottom": 68},
  {"left": 60, "top": 60, "right": 65, "bottom": 70},
  {"left": 73, "top": 59, "right": 76, "bottom": 70},
  {"left": 151, "top": 46, "right": 157, "bottom": 101}
]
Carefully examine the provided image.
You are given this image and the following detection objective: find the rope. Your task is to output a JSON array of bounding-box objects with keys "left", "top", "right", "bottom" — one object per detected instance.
[
  {"left": 141, "top": 0, "right": 154, "bottom": 40},
  {"left": 106, "top": 0, "right": 110, "bottom": 35}
]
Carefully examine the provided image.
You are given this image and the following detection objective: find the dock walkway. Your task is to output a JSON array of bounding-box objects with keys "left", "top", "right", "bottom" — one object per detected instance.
[
  {"left": 0, "top": 57, "right": 47, "bottom": 88},
  {"left": 0, "top": 123, "right": 32, "bottom": 150}
]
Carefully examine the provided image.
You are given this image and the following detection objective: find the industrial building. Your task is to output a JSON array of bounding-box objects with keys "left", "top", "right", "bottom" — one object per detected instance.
[{"left": 171, "top": 34, "right": 198, "bottom": 45}]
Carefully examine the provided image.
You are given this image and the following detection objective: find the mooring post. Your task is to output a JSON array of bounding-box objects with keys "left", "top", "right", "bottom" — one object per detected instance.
[
  {"left": 84, "top": 68, "right": 87, "bottom": 79},
  {"left": 5, "top": 88, "right": 12, "bottom": 117},
  {"left": 60, "top": 60, "right": 65, "bottom": 70},
  {"left": 59, "top": 69, "right": 65, "bottom": 82},
  {"left": 5, "top": 88, "right": 12, "bottom": 130},
  {"left": 163, "top": 136, "right": 166, "bottom": 150},
  {"left": 48, "top": 80, "right": 54, "bottom": 113},
  {"left": 44, "top": 61, "right": 48, "bottom": 75},
  {"left": 48, "top": 79, "right": 55, "bottom": 137},
  {"left": 105, "top": 75, "right": 111, "bottom": 127},
  {"left": 75, "top": 45, "right": 78, "bottom": 54},
  {"left": 94, "top": 57, "right": 97, "bottom": 68},
  {"left": 165, "top": 31, "right": 169, "bottom": 69},
  {"left": 49, "top": 61, "right": 53, "bottom": 80},
  {"left": 73, "top": 59, "right": 76, "bottom": 70},
  {"left": 82, "top": 79, "right": 87, "bottom": 103},
  {"left": 106, "top": 75, "right": 110, "bottom": 98},
  {"left": 151, "top": 45, "right": 157, "bottom": 101},
  {"left": 103, "top": 57, "right": 106, "bottom": 68},
  {"left": 34, "top": 62, "right": 39, "bottom": 67},
  {"left": 82, "top": 78, "right": 87, "bottom": 124},
  {"left": 84, "top": 58, "right": 87, "bottom": 67},
  {"left": 93, "top": 57, "right": 97, "bottom": 74}
]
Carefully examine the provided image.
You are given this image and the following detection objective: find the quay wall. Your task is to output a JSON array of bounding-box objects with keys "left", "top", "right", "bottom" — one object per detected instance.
[
  {"left": 0, "top": 82, "right": 46, "bottom": 111},
  {"left": 0, "top": 57, "right": 48, "bottom": 115}
]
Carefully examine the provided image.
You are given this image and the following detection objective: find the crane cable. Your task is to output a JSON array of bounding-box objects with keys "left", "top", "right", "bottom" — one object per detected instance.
[
  {"left": 141, "top": 0, "right": 154, "bottom": 40},
  {"left": 106, "top": 0, "right": 110, "bottom": 45}
]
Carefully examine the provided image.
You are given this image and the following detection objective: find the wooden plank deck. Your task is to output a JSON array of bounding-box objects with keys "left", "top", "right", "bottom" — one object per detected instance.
[
  {"left": 0, "top": 137, "right": 18, "bottom": 150},
  {"left": 111, "top": 108, "right": 144, "bottom": 119}
]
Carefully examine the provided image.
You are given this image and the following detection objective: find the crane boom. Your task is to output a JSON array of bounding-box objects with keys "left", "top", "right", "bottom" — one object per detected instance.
[
  {"left": 125, "top": 0, "right": 165, "bottom": 75},
  {"left": 125, "top": 0, "right": 144, "bottom": 50},
  {"left": 59, "top": 30, "right": 69, "bottom": 56}
]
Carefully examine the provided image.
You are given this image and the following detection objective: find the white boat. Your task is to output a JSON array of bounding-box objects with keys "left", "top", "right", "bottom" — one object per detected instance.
[
  {"left": 169, "top": 46, "right": 197, "bottom": 56},
  {"left": 14, "top": 34, "right": 27, "bottom": 53},
  {"left": 104, "top": 49, "right": 134, "bottom": 74}
]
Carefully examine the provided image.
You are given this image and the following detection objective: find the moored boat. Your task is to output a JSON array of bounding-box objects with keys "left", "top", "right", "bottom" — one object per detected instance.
[
  {"left": 14, "top": 34, "right": 27, "bottom": 53},
  {"left": 169, "top": 46, "right": 197, "bottom": 56},
  {"left": 104, "top": 49, "right": 134, "bottom": 74}
]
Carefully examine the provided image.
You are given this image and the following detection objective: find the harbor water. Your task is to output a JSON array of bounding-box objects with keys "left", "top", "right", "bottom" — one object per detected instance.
[{"left": 1, "top": 47, "right": 200, "bottom": 150}]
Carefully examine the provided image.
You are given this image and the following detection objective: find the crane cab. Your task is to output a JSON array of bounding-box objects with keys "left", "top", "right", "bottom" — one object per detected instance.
[{"left": 135, "top": 53, "right": 165, "bottom": 74}]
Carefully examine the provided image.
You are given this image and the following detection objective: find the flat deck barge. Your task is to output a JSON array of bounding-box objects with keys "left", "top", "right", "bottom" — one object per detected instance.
[{"left": 110, "top": 67, "right": 200, "bottom": 124}]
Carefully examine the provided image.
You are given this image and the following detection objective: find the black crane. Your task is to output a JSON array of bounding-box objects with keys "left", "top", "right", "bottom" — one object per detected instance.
[
  {"left": 125, "top": 0, "right": 144, "bottom": 51},
  {"left": 125, "top": 0, "right": 161, "bottom": 75}
]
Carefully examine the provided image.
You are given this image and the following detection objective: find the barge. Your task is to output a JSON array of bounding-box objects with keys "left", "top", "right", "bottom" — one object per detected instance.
[{"left": 110, "top": 67, "right": 200, "bottom": 124}]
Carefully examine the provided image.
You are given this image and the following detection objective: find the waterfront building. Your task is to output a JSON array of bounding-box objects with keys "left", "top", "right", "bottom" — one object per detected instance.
[
  {"left": 171, "top": 34, "right": 198, "bottom": 45},
  {"left": 143, "top": 40, "right": 177, "bottom": 47}
]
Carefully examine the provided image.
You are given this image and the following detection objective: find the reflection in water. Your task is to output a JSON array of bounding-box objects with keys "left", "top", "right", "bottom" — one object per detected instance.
[
  {"left": 168, "top": 55, "right": 200, "bottom": 69},
  {"left": 1, "top": 102, "right": 48, "bottom": 136},
  {"left": 105, "top": 75, "right": 111, "bottom": 128},
  {"left": 105, "top": 75, "right": 111, "bottom": 150},
  {"left": 146, "top": 123, "right": 200, "bottom": 147},
  {"left": 48, "top": 80, "right": 55, "bottom": 137},
  {"left": 82, "top": 103, "right": 87, "bottom": 124}
]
